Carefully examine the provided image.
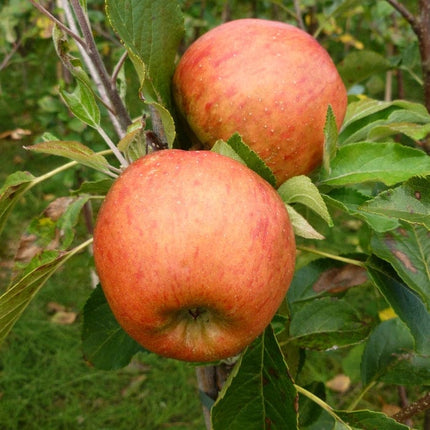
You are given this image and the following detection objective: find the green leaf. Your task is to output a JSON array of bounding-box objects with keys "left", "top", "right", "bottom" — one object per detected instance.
[
  {"left": 338, "top": 50, "right": 391, "bottom": 88},
  {"left": 298, "top": 382, "right": 325, "bottom": 428},
  {"left": 361, "top": 318, "right": 430, "bottom": 386},
  {"left": 105, "top": 0, "right": 184, "bottom": 108},
  {"left": 60, "top": 79, "right": 100, "bottom": 128},
  {"left": 82, "top": 285, "right": 145, "bottom": 370},
  {"left": 285, "top": 204, "right": 325, "bottom": 240},
  {"left": 212, "top": 133, "right": 277, "bottom": 187},
  {"left": 52, "top": 24, "right": 93, "bottom": 89},
  {"left": 71, "top": 178, "right": 114, "bottom": 196},
  {"left": 360, "top": 176, "right": 430, "bottom": 229},
  {"left": 335, "top": 409, "right": 409, "bottom": 429},
  {"left": 319, "top": 141, "right": 430, "bottom": 186},
  {"left": 322, "top": 105, "right": 339, "bottom": 175},
  {"left": 324, "top": 188, "right": 400, "bottom": 232},
  {"left": 0, "top": 171, "right": 36, "bottom": 236},
  {"left": 370, "top": 223, "right": 430, "bottom": 311},
  {"left": 57, "top": 195, "right": 92, "bottom": 249},
  {"left": 369, "top": 121, "right": 430, "bottom": 142},
  {"left": 289, "top": 297, "right": 370, "bottom": 350},
  {"left": 278, "top": 175, "right": 332, "bottom": 226},
  {"left": 340, "top": 99, "right": 430, "bottom": 145},
  {"left": 144, "top": 98, "right": 177, "bottom": 148},
  {"left": 366, "top": 257, "right": 430, "bottom": 355},
  {"left": 287, "top": 259, "right": 368, "bottom": 308},
  {"left": 0, "top": 240, "right": 91, "bottom": 347},
  {"left": 211, "top": 325, "right": 298, "bottom": 430},
  {"left": 25, "top": 140, "right": 111, "bottom": 174},
  {"left": 211, "top": 139, "right": 246, "bottom": 166}
]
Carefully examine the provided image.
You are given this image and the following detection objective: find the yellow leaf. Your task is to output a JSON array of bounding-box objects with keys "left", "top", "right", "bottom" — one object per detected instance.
[{"left": 379, "top": 307, "right": 397, "bottom": 321}]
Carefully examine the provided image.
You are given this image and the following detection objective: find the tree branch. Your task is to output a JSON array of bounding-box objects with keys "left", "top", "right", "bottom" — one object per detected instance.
[
  {"left": 393, "top": 392, "right": 430, "bottom": 424},
  {"left": 68, "top": 0, "right": 131, "bottom": 137},
  {"left": 29, "top": 0, "right": 86, "bottom": 48},
  {"left": 293, "top": 0, "right": 306, "bottom": 30},
  {"left": 111, "top": 50, "right": 128, "bottom": 85},
  {"left": 385, "top": 0, "right": 419, "bottom": 32},
  {"left": 0, "top": 39, "right": 22, "bottom": 71}
]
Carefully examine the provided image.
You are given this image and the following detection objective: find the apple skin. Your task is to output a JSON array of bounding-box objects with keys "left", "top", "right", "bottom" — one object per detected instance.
[
  {"left": 93, "top": 149, "right": 296, "bottom": 362},
  {"left": 172, "top": 18, "right": 348, "bottom": 186}
]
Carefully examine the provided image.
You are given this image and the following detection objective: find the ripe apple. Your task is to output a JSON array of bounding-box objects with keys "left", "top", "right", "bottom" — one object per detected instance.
[
  {"left": 93, "top": 149, "right": 296, "bottom": 362},
  {"left": 172, "top": 18, "right": 348, "bottom": 186}
]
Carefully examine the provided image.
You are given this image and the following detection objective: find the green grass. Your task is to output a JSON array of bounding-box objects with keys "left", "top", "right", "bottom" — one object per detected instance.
[{"left": 0, "top": 140, "right": 205, "bottom": 429}]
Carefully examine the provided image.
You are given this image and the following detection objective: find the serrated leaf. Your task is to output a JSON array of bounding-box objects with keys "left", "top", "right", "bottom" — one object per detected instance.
[
  {"left": 324, "top": 188, "right": 400, "bottom": 232},
  {"left": 0, "top": 240, "right": 91, "bottom": 347},
  {"left": 361, "top": 318, "right": 430, "bottom": 386},
  {"left": 211, "top": 140, "right": 246, "bottom": 165},
  {"left": 370, "top": 223, "right": 430, "bottom": 311},
  {"left": 82, "top": 285, "right": 145, "bottom": 370},
  {"left": 71, "top": 178, "right": 113, "bottom": 196},
  {"left": 285, "top": 205, "right": 325, "bottom": 240},
  {"left": 105, "top": 0, "right": 184, "bottom": 108},
  {"left": 213, "top": 133, "right": 277, "bottom": 187},
  {"left": 57, "top": 195, "right": 92, "bottom": 249},
  {"left": 288, "top": 259, "right": 340, "bottom": 307},
  {"left": 319, "top": 141, "right": 430, "bottom": 186},
  {"left": 366, "top": 257, "right": 430, "bottom": 355},
  {"left": 278, "top": 176, "right": 332, "bottom": 226},
  {"left": 322, "top": 105, "right": 339, "bottom": 174},
  {"left": 60, "top": 79, "right": 100, "bottom": 128},
  {"left": 289, "top": 297, "right": 370, "bottom": 350},
  {"left": 0, "top": 171, "right": 36, "bottom": 236},
  {"left": 144, "top": 98, "right": 176, "bottom": 148},
  {"left": 117, "top": 125, "right": 148, "bottom": 162},
  {"left": 211, "top": 325, "right": 298, "bottom": 430},
  {"left": 360, "top": 176, "right": 430, "bottom": 229},
  {"left": 52, "top": 24, "right": 93, "bottom": 88},
  {"left": 340, "top": 99, "right": 430, "bottom": 145},
  {"left": 298, "top": 382, "right": 325, "bottom": 428},
  {"left": 335, "top": 409, "right": 409, "bottom": 429},
  {"left": 288, "top": 259, "right": 368, "bottom": 309},
  {"left": 338, "top": 50, "right": 391, "bottom": 88},
  {"left": 369, "top": 121, "right": 430, "bottom": 142},
  {"left": 26, "top": 140, "right": 111, "bottom": 174}
]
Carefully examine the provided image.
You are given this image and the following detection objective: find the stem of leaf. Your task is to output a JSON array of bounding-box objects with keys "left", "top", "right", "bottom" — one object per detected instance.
[
  {"left": 296, "top": 245, "right": 367, "bottom": 268},
  {"left": 96, "top": 126, "right": 129, "bottom": 168},
  {"left": 346, "top": 381, "right": 377, "bottom": 411},
  {"left": 294, "top": 384, "right": 351, "bottom": 428},
  {"left": 25, "top": 149, "right": 117, "bottom": 191}
]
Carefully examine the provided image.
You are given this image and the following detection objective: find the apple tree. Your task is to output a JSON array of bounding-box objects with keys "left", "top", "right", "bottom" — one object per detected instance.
[{"left": 1, "top": 1, "right": 429, "bottom": 429}]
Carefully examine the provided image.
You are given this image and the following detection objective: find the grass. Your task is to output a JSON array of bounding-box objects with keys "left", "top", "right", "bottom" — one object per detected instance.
[{"left": 0, "top": 139, "right": 205, "bottom": 429}]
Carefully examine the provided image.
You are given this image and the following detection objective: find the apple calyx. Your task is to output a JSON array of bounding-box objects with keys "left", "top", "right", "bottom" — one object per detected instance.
[{"left": 188, "top": 307, "right": 206, "bottom": 320}]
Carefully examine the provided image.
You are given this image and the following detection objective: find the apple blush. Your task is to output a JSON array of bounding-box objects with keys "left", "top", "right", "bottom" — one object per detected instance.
[
  {"left": 173, "top": 18, "right": 348, "bottom": 186},
  {"left": 93, "top": 150, "right": 296, "bottom": 362}
]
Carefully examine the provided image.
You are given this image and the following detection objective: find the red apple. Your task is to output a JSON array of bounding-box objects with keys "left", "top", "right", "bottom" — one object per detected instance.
[
  {"left": 93, "top": 149, "right": 296, "bottom": 362},
  {"left": 172, "top": 18, "right": 347, "bottom": 186}
]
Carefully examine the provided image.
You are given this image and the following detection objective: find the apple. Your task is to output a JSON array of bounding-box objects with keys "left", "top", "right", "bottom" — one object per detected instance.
[
  {"left": 93, "top": 149, "right": 296, "bottom": 362},
  {"left": 172, "top": 18, "right": 348, "bottom": 186}
]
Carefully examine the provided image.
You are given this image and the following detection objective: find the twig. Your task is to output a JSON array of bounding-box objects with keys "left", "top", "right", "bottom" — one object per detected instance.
[
  {"left": 68, "top": 0, "right": 131, "bottom": 136},
  {"left": 0, "top": 39, "right": 22, "bottom": 71},
  {"left": 29, "top": 0, "right": 86, "bottom": 48},
  {"left": 385, "top": 0, "right": 418, "bottom": 32},
  {"left": 111, "top": 50, "right": 128, "bottom": 85},
  {"left": 393, "top": 392, "right": 430, "bottom": 424},
  {"left": 293, "top": 0, "right": 306, "bottom": 30}
]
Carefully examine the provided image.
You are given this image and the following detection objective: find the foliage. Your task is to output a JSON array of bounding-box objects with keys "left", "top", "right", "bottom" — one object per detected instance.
[{"left": 1, "top": 0, "right": 429, "bottom": 429}]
